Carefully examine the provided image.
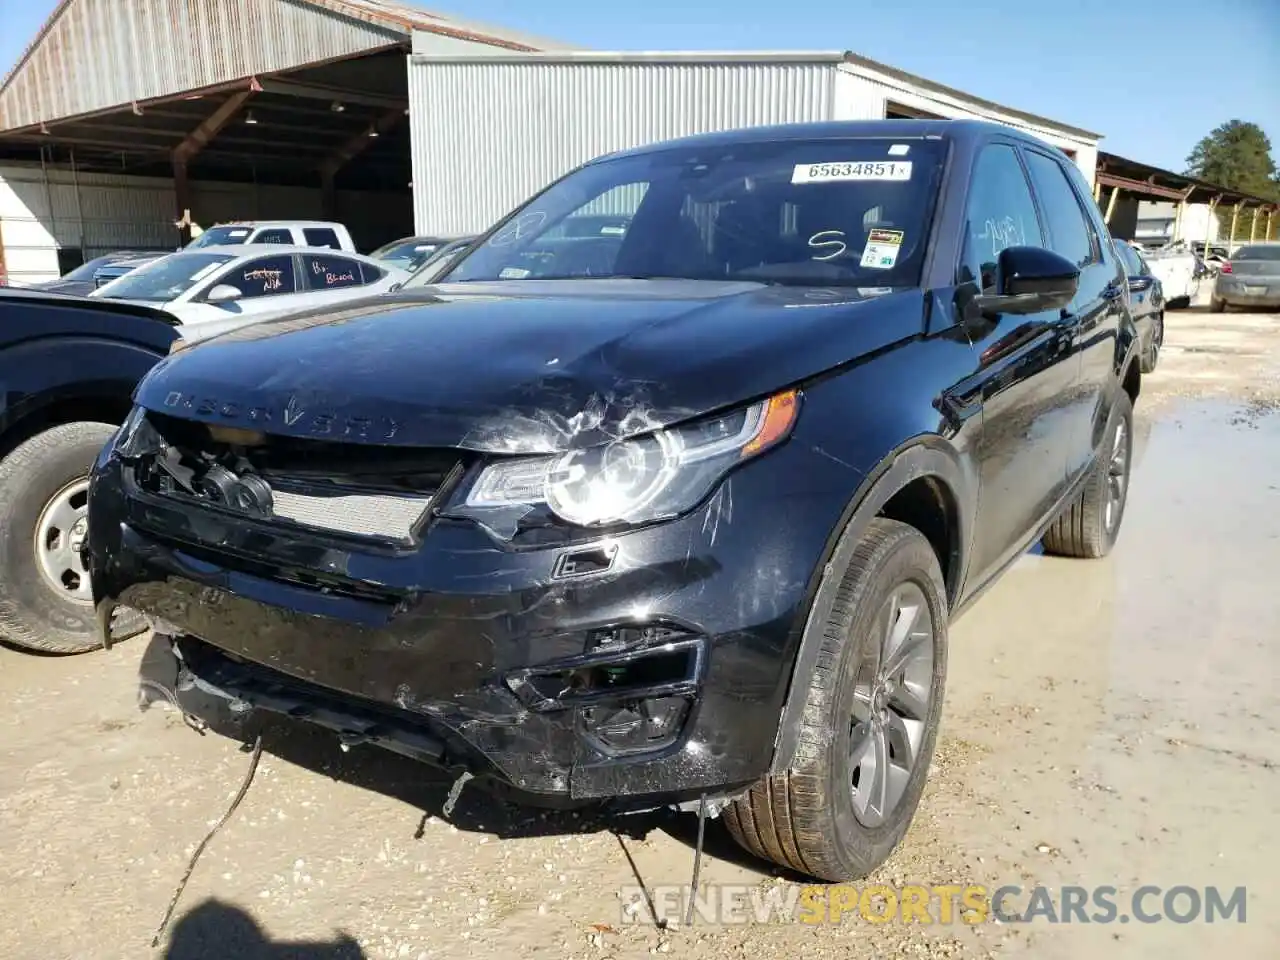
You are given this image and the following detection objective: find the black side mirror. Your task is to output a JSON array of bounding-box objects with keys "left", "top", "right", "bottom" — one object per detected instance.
[
  {"left": 973, "top": 246, "right": 1080, "bottom": 317},
  {"left": 1127, "top": 275, "right": 1155, "bottom": 294}
]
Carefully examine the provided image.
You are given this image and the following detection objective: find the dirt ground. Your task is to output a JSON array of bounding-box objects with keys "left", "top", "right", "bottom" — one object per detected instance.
[{"left": 2, "top": 302, "right": 1278, "bottom": 960}]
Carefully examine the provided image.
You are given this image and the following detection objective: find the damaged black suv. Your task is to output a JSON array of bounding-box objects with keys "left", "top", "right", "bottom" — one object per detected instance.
[{"left": 87, "top": 120, "right": 1140, "bottom": 882}]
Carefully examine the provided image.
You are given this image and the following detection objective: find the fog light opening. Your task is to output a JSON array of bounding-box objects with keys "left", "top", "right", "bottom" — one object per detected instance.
[{"left": 580, "top": 694, "right": 692, "bottom": 755}]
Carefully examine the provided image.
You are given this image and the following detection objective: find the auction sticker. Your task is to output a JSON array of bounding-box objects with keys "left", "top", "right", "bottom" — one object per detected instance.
[
  {"left": 792, "top": 161, "right": 912, "bottom": 184},
  {"left": 860, "top": 228, "right": 904, "bottom": 269}
]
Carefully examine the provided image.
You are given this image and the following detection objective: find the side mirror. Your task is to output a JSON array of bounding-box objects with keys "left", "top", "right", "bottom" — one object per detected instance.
[
  {"left": 973, "top": 246, "right": 1079, "bottom": 317},
  {"left": 206, "top": 284, "right": 242, "bottom": 303},
  {"left": 1127, "top": 275, "right": 1155, "bottom": 294}
]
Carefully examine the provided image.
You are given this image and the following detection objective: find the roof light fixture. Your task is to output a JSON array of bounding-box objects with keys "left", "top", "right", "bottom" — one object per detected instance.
[{"left": 244, "top": 111, "right": 258, "bottom": 125}]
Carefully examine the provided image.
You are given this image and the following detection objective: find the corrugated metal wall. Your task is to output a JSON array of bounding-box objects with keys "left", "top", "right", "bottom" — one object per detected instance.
[
  {"left": 0, "top": 0, "right": 402, "bottom": 131},
  {"left": 408, "top": 60, "right": 838, "bottom": 236},
  {"left": 0, "top": 163, "right": 410, "bottom": 282},
  {"left": 832, "top": 67, "right": 1099, "bottom": 183}
]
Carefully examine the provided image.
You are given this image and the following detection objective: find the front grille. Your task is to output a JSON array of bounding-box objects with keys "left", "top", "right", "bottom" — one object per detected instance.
[
  {"left": 132, "top": 412, "right": 464, "bottom": 544},
  {"left": 269, "top": 486, "right": 433, "bottom": 540}
]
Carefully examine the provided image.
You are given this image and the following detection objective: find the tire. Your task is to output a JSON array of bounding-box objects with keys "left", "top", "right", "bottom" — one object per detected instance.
[
  {"left": 1140, "top": 312, "right": 1163, "bottom": 373},
  {"left": 0, "top": 422, "right": 120, "bottom": 653},
  {"left": 1210, "top": 297, "right": 1226, "bottom": 313},
  {"left": 723, "top": 518, "right": 948, "bottom": 882},
  {"left": 1042, "top": 392, "right": 1133, "bottom": 560},
  {"left": 1167, "top": 295, "right": 1192, "bottom": 311}
]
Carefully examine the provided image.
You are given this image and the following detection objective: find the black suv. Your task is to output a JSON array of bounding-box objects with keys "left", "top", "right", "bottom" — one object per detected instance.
[{"left": 87, "top": 120, "right": 1140, "bottom": 882}]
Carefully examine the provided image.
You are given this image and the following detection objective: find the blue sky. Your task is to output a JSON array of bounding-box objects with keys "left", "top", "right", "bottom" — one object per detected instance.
[{"left": 1, "top": 0, "right": 1277, "bottom": 173}]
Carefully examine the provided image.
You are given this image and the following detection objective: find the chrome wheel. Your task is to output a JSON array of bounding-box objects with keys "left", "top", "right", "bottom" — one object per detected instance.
[
  {"left": 1104, "top": 419, "right": 1128, "bottom": 535},
  {"left": 849, "top": 582, "right": 935, "bottom": 828},
  {"left": 34, "top": 477, "right": 92, "bottom": 603}
]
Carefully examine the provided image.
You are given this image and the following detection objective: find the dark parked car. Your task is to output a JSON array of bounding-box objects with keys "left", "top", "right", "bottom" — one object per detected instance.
[
  {"left": 23, "top": 251, "right": 164, "bottom": 297},
  {"left": 0, "top": 289, "right": 178, "bottom": 653},
  {"left": 1113, "top": 238, "right": 1164, "bottom": 371},
  {"left": 86, "top": 120, "right": 1142, "bottom": 881}
]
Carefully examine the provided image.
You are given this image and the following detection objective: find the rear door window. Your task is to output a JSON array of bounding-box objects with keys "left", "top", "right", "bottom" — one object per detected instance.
[
  {"left": 252, "top": 229, "right": 293, "bottom": 245},
  {"left": 1023, "top": 151, "right": 1098, "bottom": 269},
  {"left": 303, "top": 228, "right": 342, "bottom": 250},
  {"left": 227, "top": 255, "right": 296, "bottom": 298},
  {"left": 301, "top": 254, "right": 366, "bottom": 291}
]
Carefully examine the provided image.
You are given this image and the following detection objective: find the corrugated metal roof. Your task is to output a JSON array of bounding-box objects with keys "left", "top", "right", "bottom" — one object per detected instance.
[{"left": 0, "top": 0, "right": 549, "bottom": 133}]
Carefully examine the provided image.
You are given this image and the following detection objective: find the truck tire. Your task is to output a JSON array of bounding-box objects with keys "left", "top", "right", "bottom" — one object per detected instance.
[
  {"left": 724, "top": 518, "right": 948, "bottom": 882},
  {"left": 1042, "top": 393, "right": 1133, "bottom": 560},
  {"left": 1210, "top": 297, "right": 1226, "bottom": 313},
  {"left": 0, "top": 422, "right": 130, "bottom": 653}
]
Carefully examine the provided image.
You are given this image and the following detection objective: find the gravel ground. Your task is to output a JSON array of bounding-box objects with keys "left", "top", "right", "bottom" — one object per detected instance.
[{"left": 1, "top": 302, "right": 1277, "bottom": 960}]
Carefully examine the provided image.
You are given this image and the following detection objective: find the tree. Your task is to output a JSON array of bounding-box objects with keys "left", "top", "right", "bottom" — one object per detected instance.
[{"left": 1185, "top": 121, "right": 1279, "bottom": 240}]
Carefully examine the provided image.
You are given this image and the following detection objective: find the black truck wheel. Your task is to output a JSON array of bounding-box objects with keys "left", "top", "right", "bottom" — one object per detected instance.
[
  {"left": 724, "top": 518, "right": 948, "bottom": 881},
  {"left": 1042, "top": 393, "right": 1133, "bottom": 560},
  {"left": 0, "top": 422, "right": 120, "bottom": 653}
]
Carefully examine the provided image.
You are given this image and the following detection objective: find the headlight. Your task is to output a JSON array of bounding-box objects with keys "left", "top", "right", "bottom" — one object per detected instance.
[{"left": 459, "top": 389, "right": 800, "bottom": 528}]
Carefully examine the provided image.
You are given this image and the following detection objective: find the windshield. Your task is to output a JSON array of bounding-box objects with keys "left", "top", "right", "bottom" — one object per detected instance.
[
  {"left": 186, "top": 226, "right": 255, "bottom": 249},
  {"left": 371, "top": 238, "right": 444, "bottom": 269},
  {"left": 96, "top": 253, "right": 235, "bottom": 302},
  {"left": 59, "top": 256, "right": 122, "bottom": 282},
  {"left": 441, "top": 138, "right": 945, "bottom": 288}
]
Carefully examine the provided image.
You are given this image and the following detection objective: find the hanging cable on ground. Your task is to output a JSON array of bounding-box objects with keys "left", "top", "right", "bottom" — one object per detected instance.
[
  {"left": 150, "top": 734, "right": 264, "bottom": 949},
  {"left": 683, "top": 793, "right": 708, "bottom": 928}
]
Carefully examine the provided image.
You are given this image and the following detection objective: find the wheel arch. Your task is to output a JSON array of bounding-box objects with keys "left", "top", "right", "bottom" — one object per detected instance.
[
  {"left": 0, "top": 337, "right": 164, "bottom": 461},
  {"left": 767, "top": 439, "right": 971, "bottom": 775}
]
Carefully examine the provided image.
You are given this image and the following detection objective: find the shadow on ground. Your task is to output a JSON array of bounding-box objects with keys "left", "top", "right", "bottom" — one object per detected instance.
[{"left": 164, "top": 899, "right": 364, "bottom": 959}]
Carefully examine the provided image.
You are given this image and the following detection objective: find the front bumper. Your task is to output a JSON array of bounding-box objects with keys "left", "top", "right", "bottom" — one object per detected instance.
[{"left": 88, "top": 443, "right": 850, "bottom": 804}]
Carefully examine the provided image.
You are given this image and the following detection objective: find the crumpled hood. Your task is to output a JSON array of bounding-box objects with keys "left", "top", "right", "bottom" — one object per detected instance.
[{"left": 134, "top": 279, "right": 924, "bottom": 454}]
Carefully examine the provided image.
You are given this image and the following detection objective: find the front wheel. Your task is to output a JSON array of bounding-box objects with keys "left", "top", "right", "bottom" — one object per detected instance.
[
  {"left": 724, "top": 518, "right": 948, "bottom": 881},
  {"left": 0, "top": 422, "right": 120, "bottom": 653},
  {"left": 1042, "top": 393, "right": 1133, "bottom": 559}
]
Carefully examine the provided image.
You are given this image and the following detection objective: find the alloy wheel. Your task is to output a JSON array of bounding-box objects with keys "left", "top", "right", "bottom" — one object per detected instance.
[
  {"left": 849, "top": 581, "right": 936, "bottom": 828},
  {"left": 1103, "top": 419, "right": 1129, "bottom": 535}
]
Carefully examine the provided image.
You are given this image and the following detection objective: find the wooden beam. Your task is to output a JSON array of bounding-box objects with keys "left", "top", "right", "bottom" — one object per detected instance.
[
  {"left": 173, "top": 90, "right": 254, "bottom": 165},
  {"left": 318, "top": 108, "right": 404, "bottom": 179}
]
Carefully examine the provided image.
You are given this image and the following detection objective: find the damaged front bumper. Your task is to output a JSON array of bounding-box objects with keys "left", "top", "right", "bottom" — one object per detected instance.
[{"left": 88, "top": 444, "right": 849, "bottom": 805}]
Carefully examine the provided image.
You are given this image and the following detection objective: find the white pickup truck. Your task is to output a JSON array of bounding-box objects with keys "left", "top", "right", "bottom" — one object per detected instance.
[
  {"left": 1141, "top": 246, "right": 1200, "bottom": 309},
  {"left": 186, "top": 220, "right": 357, "bottom": 252}
]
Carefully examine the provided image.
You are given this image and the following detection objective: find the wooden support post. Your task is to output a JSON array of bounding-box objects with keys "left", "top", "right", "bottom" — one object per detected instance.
[
  {"left": 1229, "top": 202, "right": 1243, "bottom": 245},
  {"left": 1173, "top": 201, "right": 1186, "bottom": 242},
  {"left": 1103, "top": 186, "right": 1120, "bottom": 225},
  {"left": 1249, "top": 205, "right": 1260, "bottom": 242},
  {"left": 173, "top": 159, "right": 191, "bottom": 246}
]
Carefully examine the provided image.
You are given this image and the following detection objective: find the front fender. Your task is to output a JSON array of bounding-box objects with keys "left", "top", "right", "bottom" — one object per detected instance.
[{"left": 0, "top": 336, "right": 169, "bottom": 437}]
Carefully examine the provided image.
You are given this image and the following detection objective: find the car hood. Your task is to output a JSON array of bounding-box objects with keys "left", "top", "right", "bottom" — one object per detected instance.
[{"left": 134, "top": 279, "right": 925, "bottom": 454}]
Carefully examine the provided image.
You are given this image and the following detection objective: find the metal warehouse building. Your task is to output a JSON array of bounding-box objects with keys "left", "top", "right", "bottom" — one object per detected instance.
[
  {"left": 406, "top": 50, "right": 1101, "bottom": 237},
  {"left": 0, "top": 0, "right": 1101, "bottom": 283}
]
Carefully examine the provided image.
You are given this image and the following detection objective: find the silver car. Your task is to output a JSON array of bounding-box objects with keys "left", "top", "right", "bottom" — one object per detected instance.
[{"left": 1211, "top": 242, "right": 1280, "bottom": 312}]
